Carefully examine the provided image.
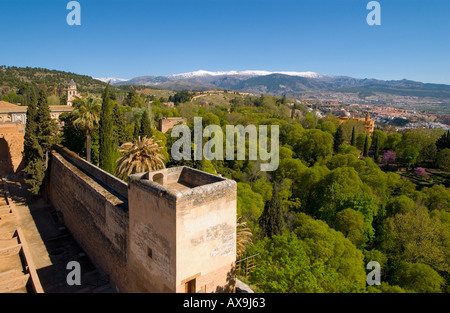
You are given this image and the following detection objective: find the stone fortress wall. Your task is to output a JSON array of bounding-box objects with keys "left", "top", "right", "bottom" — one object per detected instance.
[
  {"left": 0, "top": 123, "right": 25, "bottom": 176},
  {"left": 46, "top": 145, "right": 236, "bottom": 293}
]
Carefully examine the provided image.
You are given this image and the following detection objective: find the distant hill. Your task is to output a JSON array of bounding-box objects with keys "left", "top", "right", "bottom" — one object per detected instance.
[
  {"left": 336, "top": 80, "right": 450, "bottom": 99},
  {"left": 0, "top": 65, "right": 107, "bottom": 94},
  {"left": 3, "top": 66, "right": 450, "bottom": 105},
  {"left": 112, "top": 70, "right": 450, "bottom": 100}
]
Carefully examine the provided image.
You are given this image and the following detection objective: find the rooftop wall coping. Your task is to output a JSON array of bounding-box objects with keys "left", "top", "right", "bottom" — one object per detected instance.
[
  {"left": 52, "top": 145, "right": 128, "bottom": 200},
  {"left": 159, "top": 117, "right": 187, "bottom": 120},
  {"left": 128, "top": 167, "right": 236, "bottom": 202}
]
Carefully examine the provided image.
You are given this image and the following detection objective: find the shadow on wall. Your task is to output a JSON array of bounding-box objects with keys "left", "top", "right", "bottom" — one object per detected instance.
[
  {"left": 3, "top": 179, "right": 113, "bottom": 293},
  {"left": 0, "top": 138, "right": 14, "bottom": 176},
  {"left": 214, "top": 264, "right": 236, "bottom": 293}
]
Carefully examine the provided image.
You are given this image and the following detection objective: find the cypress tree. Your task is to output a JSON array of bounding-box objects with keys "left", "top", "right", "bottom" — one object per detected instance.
[
  {"left": 23, "top": 88, "right": 45, "bottom": 195},
  {"left": 350, "top": 126, "right": 356, "bottom": 146},
  {"left": 436, "top": 130, "right": 450, "bottom": 152},
  {"left": 133, "top": 121, "right": 140, "bottom": 140},
  {"left": 363, "top": 134, "right": 369, "bottom": 157},
  {"left": 99, "top": 83, "right": 118, "bottom": 174},
  {"left": 24, "top": 89, "right": 57, "bottom": 195},
  {"left": 333, "top": 125, "right": 345, "bottom": 153},
  {"left": 24, "top": 158, "right": 46, "bottom": 195},
  {"left": 113, "top": 102, "right": 128, "bottom": 145},
  {"left": 259, "top": 184, "right": 284, "bottom": 239},
  {"left": 139, "top": 109, "right": 153, "bottom": 138},
  {"left": 374, "top": 135, "right": 380, "bottom": 163},
  {"left": 291, "top": 103, "right": 297, "bottom": 119},
  {"left": 22, "top": 87, "right": 40, "bottom": 167},
  {"left": 36, "top": 89, "right": 58, "bottom": 161}
]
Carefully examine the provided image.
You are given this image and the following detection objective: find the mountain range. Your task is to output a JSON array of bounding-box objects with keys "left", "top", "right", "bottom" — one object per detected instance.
[{"left": 96, "top": 70, "right": 450, "bottom": 100}]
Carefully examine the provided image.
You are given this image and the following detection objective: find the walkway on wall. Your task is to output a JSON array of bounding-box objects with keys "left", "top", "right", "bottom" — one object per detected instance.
[
  {"left": 0, "top": 179, "right": 42, "bottom": 293},
  {"left": 0, "top": 177, "right": 115, "bottom": 293}
]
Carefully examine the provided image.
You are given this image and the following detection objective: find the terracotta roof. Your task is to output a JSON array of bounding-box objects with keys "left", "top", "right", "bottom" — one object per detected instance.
[
  {"left": 0, "top": 101, "right": 26, "bottom": 113},
  {"left": 49, "top": 105, "right": 74, "bottom": 111},
  {"left": 0, "top": 101, "right": 73, "bottom": 113}
]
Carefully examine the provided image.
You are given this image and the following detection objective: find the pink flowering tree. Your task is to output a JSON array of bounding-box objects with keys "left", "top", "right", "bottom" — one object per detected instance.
[
  {"left": 382, "top": 150, "right": 397, "bottom": 170},
  {"left": 414, "top": 167, "right": 428, "bottom": 177}
]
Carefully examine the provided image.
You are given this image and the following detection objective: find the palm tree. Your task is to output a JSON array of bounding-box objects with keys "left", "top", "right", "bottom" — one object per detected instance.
[
  {"left": 115, "top": 136, "right": 166, "bottom": 180},
  {"left": 72, "top": 95, "right": 101, "bottom": 162},
  {"left": 236, "top": 217, "right": 253, "bottom": 259}
]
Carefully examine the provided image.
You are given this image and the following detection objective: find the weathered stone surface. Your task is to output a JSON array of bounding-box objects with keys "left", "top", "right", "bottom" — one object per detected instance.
[
  {"left": 47, "top": 149, "right": 131, "bottom": 291},
  {"left": 129, "top": 167, "right": 237, "bottom": 293},
  {"left": 158, "top": 117, "right": 187, "bottom": 134},
  {"left": 47, "top": 150, "right": 237, "bottom": 293},
  {"left": 0, "top": 123, "right": 24, "bottom": 175}
]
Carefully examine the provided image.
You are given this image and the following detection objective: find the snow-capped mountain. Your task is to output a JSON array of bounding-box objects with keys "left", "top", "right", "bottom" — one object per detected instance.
[
  {"left": 114, "top": 69, "right": 332, "bottom": 92},
  {"left": 95, "top": 77, "right": 129, "bottom": 84},
  {"left": 109, "top": 69, "right": 450, "bottom": 100},
  {"left": 169, "top": 70, "right": 325, "bottom": 79}
]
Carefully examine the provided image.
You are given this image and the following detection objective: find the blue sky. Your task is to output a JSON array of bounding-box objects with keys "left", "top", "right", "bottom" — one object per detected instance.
[{"left": 0, "top": 0, "right": 449, "bottom": 84}]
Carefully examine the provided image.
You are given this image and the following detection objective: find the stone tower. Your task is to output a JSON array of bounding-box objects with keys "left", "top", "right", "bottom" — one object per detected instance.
[
  {"left": 364, "top": 112, "right": 375, "bottom": 135},
  {"left": 127, "top": 167, "right": 237, "bottom": 293},
  {"left": 67, "top": 79, "right": 79, "bottom": 106}
]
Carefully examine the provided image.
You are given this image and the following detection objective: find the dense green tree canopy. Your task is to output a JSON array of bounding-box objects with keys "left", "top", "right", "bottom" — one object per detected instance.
[
  {"left": 294, "top": 129, "right": 333, "bottom": 165},
  {"left": 391, "top": 262, "right": 445, "bottom": 293},
  {"left": 237, "top": 182, "right": 265, "bottom": 227},
  {"left": 47, "top": 83, "right": 450, "bottom": 293},
  {"left": 293, "top": 213, "right": 367, "bottom": 289},
  {"left": 248, "top": 233, "right": 347, "bottom": 293},
  {"left": 381, "top": 207, "right": 450, "bottom": 274}
]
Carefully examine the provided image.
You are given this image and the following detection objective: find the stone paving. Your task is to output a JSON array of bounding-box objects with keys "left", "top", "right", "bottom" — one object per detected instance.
[{"left": 0, "top": 178, "right": 114, "bottom": 293}]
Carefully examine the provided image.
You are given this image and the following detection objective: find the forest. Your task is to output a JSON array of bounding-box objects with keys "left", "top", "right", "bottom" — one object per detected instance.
[{"left": 18, "top": 81, "right": 450, "bottom": 293}]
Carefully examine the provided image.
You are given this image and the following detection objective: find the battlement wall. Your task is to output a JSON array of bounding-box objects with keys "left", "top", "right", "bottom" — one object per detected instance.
[
  {"left": 46, "top": 147, "right": 132, "bottom": 292},
  {"left": 46, "top": 146, "right": 236, "bottom": 293}
]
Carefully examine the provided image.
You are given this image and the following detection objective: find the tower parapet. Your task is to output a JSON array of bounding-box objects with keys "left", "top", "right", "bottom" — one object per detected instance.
[{"left": 127, "top": 166, "right": 237, "bottom": 293}]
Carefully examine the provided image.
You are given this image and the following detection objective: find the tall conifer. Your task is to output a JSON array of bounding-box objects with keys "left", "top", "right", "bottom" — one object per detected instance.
[
  {"left": 24, "top": 89, "right": 57, "bottom": 194},
  {"left": 139, "top": 109, "right": 153, "bottom": 138},
  {"left": 436, "top": 130, "right": 450, "bottom": 152},
  {"left": 374, "top": 135, "right": 380, "bottom": 163},
  {"left": 333, "top": 125, "right": 344, "bottom": 153},
  {"left": 99, "top": 83, "right": 117, "bottom": 174},
  {"left": 133, "top": 121, "right": 140, "bottom": 140},
  {"left": 22, "top": 87, "right": 40, "bottom": 167},
  {"left": 259, "top": 184, "right": 284, "bottom": 239},
  {"left": 350, "top": 126, "right": 356, "bottom": 146},
  {"left": 36, "top": 89, "right": 58, "bottom": 159},
  {"left": 113, "top": 102, "right": 128, "bottom": 145},
  {"left": 363, "top": 134, "right": 369, "bottom": 157}
]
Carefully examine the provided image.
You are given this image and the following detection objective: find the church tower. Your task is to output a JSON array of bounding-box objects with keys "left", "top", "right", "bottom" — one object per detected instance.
[
  {"left": 67, "top": 79, "right": 79, "bottom": 106},
  {"left": 364, "top": 112, "right": 375, "bottom": 135}
]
